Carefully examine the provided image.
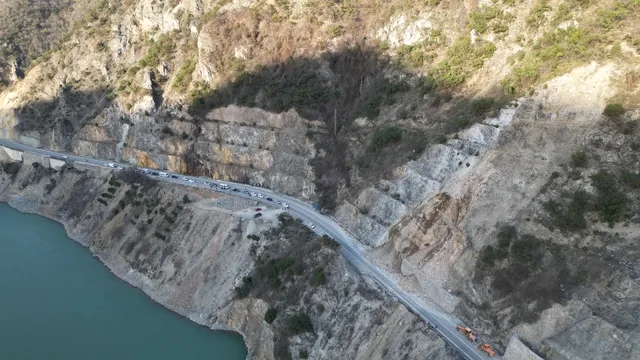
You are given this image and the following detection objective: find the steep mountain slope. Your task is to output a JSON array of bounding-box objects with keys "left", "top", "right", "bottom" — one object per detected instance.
[{"left": 1, "top": 0, "right": 639, "bottom": 358}]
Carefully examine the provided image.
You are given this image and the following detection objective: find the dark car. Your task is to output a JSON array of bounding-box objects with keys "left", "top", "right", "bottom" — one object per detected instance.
[
  {"left": 232, "top": 188, "right": 239, "bottom": 192},
  {"left": 151, "top": 171, "right": 159, "bottom": 176},
  {"left": 253, "top": 213, "right": 262, "bottom": 218},
  {"left": 266, "top": 197, "right": 273, "bottom": 201},
  {"left": 171, "top": 175, "right": 178, "bottom": 179}
]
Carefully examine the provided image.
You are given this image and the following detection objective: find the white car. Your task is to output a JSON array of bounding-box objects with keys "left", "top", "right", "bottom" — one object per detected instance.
[
  {"left": 158, "top": 172, "right": 168, "bottom": 177},
  {"left": 257, "top": 193, "right": 264, "bottom": 198},
  {"left": 282, "top": 203, "right": 289, "bottom": 209},
  {"left": 105, "top": 162, "right": 115, "bottom": 167},
  {"left": 250, "top": 192, "right": 257, "bottom": 197},
  {"left": 275, "top": 200, "right": 281, "bottom": 204},
  {"left": 308, "top": 223, "right": 315, "bottom": 228},
  {"left": 116, "top": 166, "right": 123, "bottom": 170},
  {"left": 181, "top": 177, "right": 188, "bottom": 181},
  {"left": 62, "top": 155, "right": 69, "bottom": 159},
  {"left": 188, "top": 179, "right": 194, "bottom": 183}
]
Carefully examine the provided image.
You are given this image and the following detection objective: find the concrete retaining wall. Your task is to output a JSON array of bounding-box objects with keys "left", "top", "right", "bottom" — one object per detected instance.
[
  {"left": 1, "top": 146, "right": 23, "bottom": 161},
  {"left": 23, "top": 152, "right": 50, "bottom": 168},
  {"left": 50, "top": 158, "right": 66, "bottom": 170},
  {"left": 503, "top": 335, "right": 544, "bottom": 360}
]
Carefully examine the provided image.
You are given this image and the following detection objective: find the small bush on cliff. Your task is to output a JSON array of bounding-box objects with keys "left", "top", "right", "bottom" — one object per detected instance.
[
  {"left": 264, "top": 308, "right": 278, "bottom": 324},
  {"left": 590, "top": 171, "right": 628, "bottom": 226},
  {"left": 571, "top": 151, "right": 588, "bottom": 168},
  {"left": 603, "top": 103, "right": 625, "bottom": 117},
  {"left": 621, "top": 171, "right": 640, "bottom": 188},
  {"left": 311, "top": 268, "right": 326, "bottom": 286},
  {"left": 369, "top": 126, "right": 402, "bottom": 152},
  {"left": 287, "top": 313, "right": 314, "bottom": 335},
  {"left": 543, "top": 190, "right": 590, "bottom": 232}
]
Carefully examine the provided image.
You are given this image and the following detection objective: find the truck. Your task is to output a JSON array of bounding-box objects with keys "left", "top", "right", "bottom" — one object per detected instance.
[
  {"left": 456, "top": 325, "right": 477, "bottom": 342},
  {"left": 478, "top": 343, "right": 495, "bottom": 357}
]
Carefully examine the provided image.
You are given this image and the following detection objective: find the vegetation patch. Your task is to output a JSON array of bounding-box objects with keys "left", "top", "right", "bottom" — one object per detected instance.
[
  {"left": 590, "top": 170, "right": 628, "bottom": 226},
  {"left": 571, "top": 151, "right": 589, "bottom": 168},
  {"left": 235, "top": 214, "right": 341, "bottom": 359},
  {"left": 603, "top": 103, "right": 625, "bottom": 117},
  {"left": 469, "top": 5, "right": 511, "bottom": 35},
  {"left": 432, "top": 37, "right": 497, "bottom": 88},
  {"left": 173, "top": 58, "right": 197, "bottom": 92},
  {"left": 369, "top": 126, "right": 402, "bottom": 152},
  {"left": 543, "top": 190, "right": 590, "bottom": 232}
]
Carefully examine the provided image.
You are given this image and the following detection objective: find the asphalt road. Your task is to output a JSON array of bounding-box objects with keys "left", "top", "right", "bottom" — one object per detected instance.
[{"left": 0, "top": 138, "right": 498, "bottom": 360}]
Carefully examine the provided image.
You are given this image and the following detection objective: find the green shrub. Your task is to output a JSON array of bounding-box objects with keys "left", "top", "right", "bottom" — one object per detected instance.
[
  {"left": 511, "top": 235, "right": 542, "bottom": 264},
  {"left": 432, "top": 37, "right": 497, "bottom": 88},
  {"left": 288, "top": 313, "right": 313, "bottom": 335},
  {"left": 264, "top": 308, "right": 278, "bottom": 324},
  {"left": 139, "top": 33, "right": 176, "bottom": 68},
  {"left": 95, "top": 41, "right": 108, "bottom": 52},
  {"left": 311, "top": 268, "right": 326, "bottom": 286},
  {"left": 590, "top": 171, "right": 628, "bottom": 226},
  {"left": 452, "top": 117, "right": 470, "bottom": 132},
  {"left": 247, "top": 234, "right": 261, "bottom": 241},
  {"left": 154, "top": 232, "right": 166, "bottom": 240},
  {"left": 526, "top": 0, "right": 552, "bottom": 26},
  {"left": 97, "top": 198, "right": 108, "bottom": 206},
  {"left": 419, "top": 76, "right": 437, "bottom": 95},
  {"left": 173, "top": 58, "right": 196, "bottom": 91},
  {"left": 480, "top": 245, "right": 507, "bottom": 267},
  {"left": 327, "top": 24, "right": 344, "bottom": 38},
  {"left": 497, "top": 225, "right": 517, "bottom": 248},
  {"left": 631, "top": 142, "right": 640, "bottom": 151},
  {"left": 603, "top": 103, "right": 625, "bottom": 117},
  {"left": 620, "top": 171, "right": 640, "bottom": 189},
  {"left": 469, "top": 5, "right": 503, "bottom": 34},
  {"left": 571, "top": 151, "right": 588, "bottom": 168},
  {"left": 299, "top": 350, "right": 309, "bottom": 359},
  {"left": 501, "top": 26, "right": 602, "bottom": 94},
  {"left": 543, "top": 190, "right": 591, "bottom": 232},
  {"left": 471, "top": 98, "right": 494, "bottom": 116},
  {"left": 183, "top": 194, "right": 191, "bottom": 203},
  {"left": 269, "top": 277, "right": 282, "bottom": 288},
  {"left": 597, "top": 1, "right": 630, "bottom": 29},
  {"left": 369, "top": 126, "right": 402, "bottom": 152}
]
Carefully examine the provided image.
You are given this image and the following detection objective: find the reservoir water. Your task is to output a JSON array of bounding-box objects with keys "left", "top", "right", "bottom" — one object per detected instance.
[{"left": 0, "top": 203, "right": 247, "bottom": 360}]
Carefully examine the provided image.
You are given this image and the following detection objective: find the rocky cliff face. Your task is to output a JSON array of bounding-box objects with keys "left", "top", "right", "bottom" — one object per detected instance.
[
  {"left": 0, "top": 161, "right": 459, "bottom": 360},
  {"left": 1, "top": 0, "right": 640, "bottom": 358}
]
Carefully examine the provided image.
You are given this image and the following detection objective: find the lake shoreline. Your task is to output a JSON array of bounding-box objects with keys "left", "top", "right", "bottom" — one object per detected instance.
[{"left": 1, "top": 190, "right": 252, "bottom": 360}]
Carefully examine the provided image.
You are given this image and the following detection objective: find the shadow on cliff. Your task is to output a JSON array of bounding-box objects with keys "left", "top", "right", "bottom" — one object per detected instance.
[
  {"left": 13, "top": 85, "right": 113, "bottom": 150},
  {"left": 188, "top": 45, "right": 422, "bottom": 209},
  {"left": 187, "top": 44, "right": 505, "bottom": 210}
]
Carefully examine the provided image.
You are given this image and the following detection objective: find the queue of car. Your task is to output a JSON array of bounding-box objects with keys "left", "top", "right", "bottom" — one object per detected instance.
[{"left": 98, "top": 162, "right": 308, "bottom": 228}]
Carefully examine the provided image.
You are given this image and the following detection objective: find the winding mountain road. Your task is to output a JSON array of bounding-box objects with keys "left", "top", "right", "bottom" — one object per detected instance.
[{"left": 0, "top": 138, "right": 499, "bottom": 360}]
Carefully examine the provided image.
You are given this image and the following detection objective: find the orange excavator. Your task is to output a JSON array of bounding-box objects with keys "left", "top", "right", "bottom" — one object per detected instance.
[
  {"left": 456, "top": 325, "right": 477, "bottom": 342},
  {"left": 478, "top": 343, "right": 495, "bottom": 357}
]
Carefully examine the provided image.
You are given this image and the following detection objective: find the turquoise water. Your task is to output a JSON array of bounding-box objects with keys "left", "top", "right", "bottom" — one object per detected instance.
[{"left": 0, "top": 202, "right": 247, "bottom": 360}]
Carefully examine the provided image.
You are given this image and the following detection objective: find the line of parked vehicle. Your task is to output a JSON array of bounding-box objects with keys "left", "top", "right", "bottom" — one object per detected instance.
[{"left": 135, "top": 167, "right": 292, "bottom": 210}]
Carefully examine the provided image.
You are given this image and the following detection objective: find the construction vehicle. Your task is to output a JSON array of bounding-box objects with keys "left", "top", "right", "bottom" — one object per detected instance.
[
  {"left": 456, "top": 325, "right": 477, "bottom": 342},
  {"left": 478, "top": 343, "right": 495, "bottom": 357}
]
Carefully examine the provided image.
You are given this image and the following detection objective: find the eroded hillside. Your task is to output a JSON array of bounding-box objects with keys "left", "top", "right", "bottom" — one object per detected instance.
[
  {"left": 1, "top": 0, "right": 640, "bottom": 358},
  {"left": 0, "top": 161, "right": 461, "bottom": 360}
]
